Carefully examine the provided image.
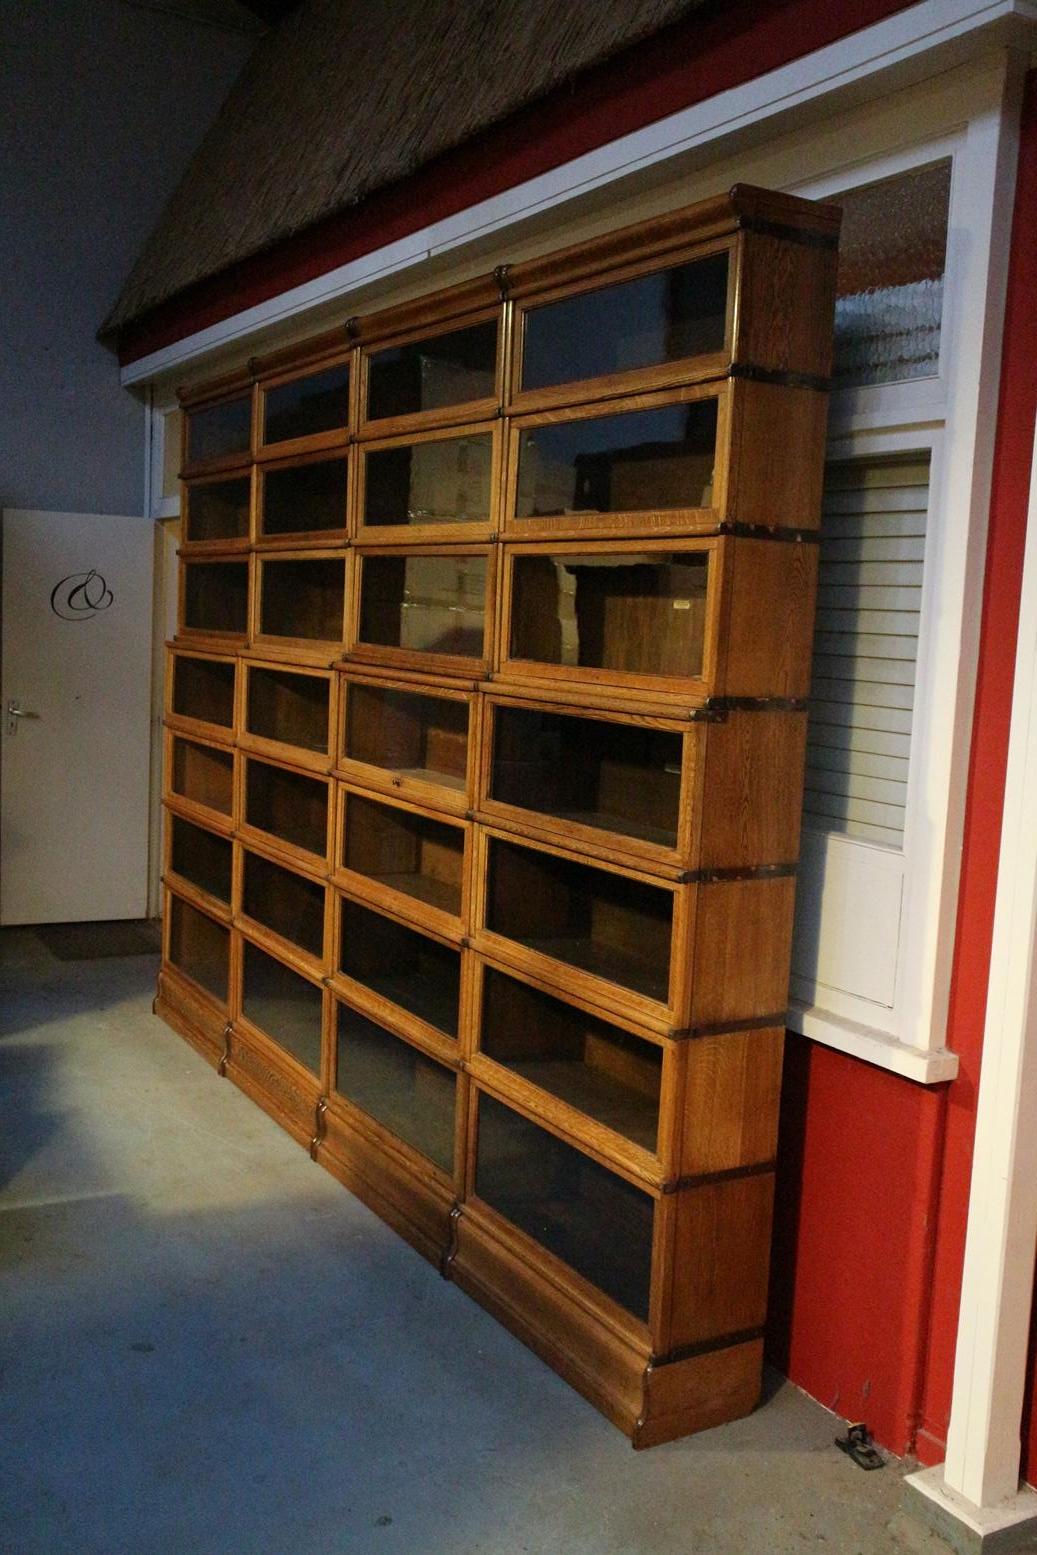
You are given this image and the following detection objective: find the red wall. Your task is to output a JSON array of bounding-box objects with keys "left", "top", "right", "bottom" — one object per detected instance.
[{"left": 768, "top": 68, "right": 1037, "bottom": 1470}]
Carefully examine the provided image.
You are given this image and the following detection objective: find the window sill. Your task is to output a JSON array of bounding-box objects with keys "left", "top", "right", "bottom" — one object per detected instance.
[{"left": 789, "top": 1001, "right": 959, "bottom": 1085}]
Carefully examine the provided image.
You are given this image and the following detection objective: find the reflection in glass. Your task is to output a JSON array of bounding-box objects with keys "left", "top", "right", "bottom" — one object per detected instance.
[
  {"left": 490, "top": 705, "right": 681, "bottom": 847},
  {"left": 367, "top": 319, "right": 497, "bottom": 422},
  {"left": 185, "top": 476, "right": 250, "bottom": 543},
  {"left": 172, "top": 655, "right": 235, "bottom": 728},
  {"left": 241, "top": 942, "right": 323, "bottom": 1073},
  {"left": 264, "top": 362, "right": 351, "bottom": 444},
  {"left": 245, "top": 759, "right": 328, "bottom": 858},
  {"left": 522, "top": 253, "right": 729, "bottom": 392},
  {"left": 364, "top": 434, "right": 493, "bottom": 528},
  {"left": 242, "top": 850, "right": 325, "bottom": 959},
  {"left": 335, "top": 1005, "right": 456, "bottom": 1172},
  {"left": 834, "top": 161, "right": 951, "bottom": 388},
  {"left": 170, "top": 815, "right": 232, "bottom": 903},
  {"left": 516, "top": 401, "right": 716, "bottom": 519},
  {"left": 480, "top": 967, "right": 662, "bottom": 1150},
  {"left": 186, "top": 395, "right": 251, "bottom": 464},
  {"left": 246, "top": 666, "right": 330, "bottom": 754},
  {"left": 486, "top": 836, "right": 673, "bottom": 1002},
  {"left": 342, "top": 794, "right": 464, "bottom": 917},
  {"left": 261, "top": 457, "right": 349, "bottom": 536},
  {"left": 345, "top": 684, "right": 468, "bottom": 792},
  {"left": 339, "top": 898, "right": 461, "bottom": 1037},
  {"left": 509, "top": 551, "right": 707, "bottom": 678},
  {"left": 260, "top": 558, "right": 345, "bottom": 641},
  {"left": 475, "top": 1094, "right": 654, "bottom": 1319},
  {"left": 358, "top": 553, "right": 486, "bottom": 659},
  {"left": 183, "top": 562, "right": 249, "bottom": 635},
  {"left": 171, "top": 737, "right": 233, "bottom": 816},
  {"left": 168, "top": 895, "right": 229, "bottom": 1003}
]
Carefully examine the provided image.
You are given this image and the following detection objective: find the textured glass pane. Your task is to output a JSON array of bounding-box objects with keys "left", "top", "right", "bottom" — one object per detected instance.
[
  {"left": 264, "top": 362, "right": 351, "bottom": 444},
  {"left": 245, "top": 759, "right": 328, "bottom": 858},
  {"left": 261, "top": 457, "right": 349, "bottom": 536},
  {"left": 183, "top": 562, "right": 249, "bottom": 635},
  {"left": 476, "top": 1094, "right": 653, "bottom": 1319},
  {"left": 242, "top": 942, "right": 323, "bottom": 1074},
  {"left": 833, "top": 161, "right": 950, "bottom": 389},
  {"left": 522, "top": 253, "right": 729, "bottom": 391},
  {"left": 186, "top": 395, "right": 251, "bottom": 464},
  {"left": 260, "top": 558, "right": 345, "bottom": 641},
  {"left": 367, "top": 320, "right": 497, "bottom": 421},
  {"left": 168, "top": 896, "right": 229, "bottom": 1003},
  {"left": 486, "top": 835, "right": 672, "bottom": 1002},
  {"left": 364, "top": 434, "right": 493, "bottom": 528},
  {"left": 171, "top": 656, "right": 234, "bottom": 727},
  {"left": 490, "top": 705, "right": 681, "bottom": 847},
  {"left": 509, "top": 552, "right": 707, "bottom": 678},
  {"left": 358, "top": 554, "right": 486, "bottom": 659},
  {"left": 342, "top": 794, "right": 464, "bottom": 916},
  {"left": 185, "top": 476, "right": 250, "bottom": 543},
  {"left": 480, "top": 967, "right": 662, "bottom": 1150},
  {"left": 339, "top": 898, "right": 461, "bottom": 1037},
  {"left": 335, "top": 1005, "right": 456, "bottom": 1171},
  {"left": 345, "top": 684, "right": 468, "bottom": 792},
  {"left": 515, "top": 402, "right": 716, "bottom": 519},
  {"left": 170, "top": 815, "right": 232, "bottom": 904},
  {"left": 171, "top": 737, "right": 233, "bottom": 816},
  {"left": 246, "top": 666, "right": 330, "bottom": 754},
  {"left": 241, "top": 850, "right": 326, "bottom": 959}
]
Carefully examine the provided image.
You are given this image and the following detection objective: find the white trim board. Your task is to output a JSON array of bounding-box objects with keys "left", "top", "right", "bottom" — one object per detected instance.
[{"left": 121, "top": 0, "right": 1037, "bottom": 389}]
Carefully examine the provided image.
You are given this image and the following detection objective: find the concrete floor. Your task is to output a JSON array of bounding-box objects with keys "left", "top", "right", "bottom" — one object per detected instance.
[{"left": 0, "top": 926, "right": 958, "bottom": 1555}]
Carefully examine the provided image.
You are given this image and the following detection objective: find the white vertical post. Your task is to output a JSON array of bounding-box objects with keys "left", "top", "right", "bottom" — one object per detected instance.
[{"left": 939, "top": 415, "right": 1037, "bottom": 1509}]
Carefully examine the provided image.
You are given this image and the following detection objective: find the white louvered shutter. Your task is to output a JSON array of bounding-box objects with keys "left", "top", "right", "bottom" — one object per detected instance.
[{"left": 803, "top": 455, "right": 929, "bottom": 850}]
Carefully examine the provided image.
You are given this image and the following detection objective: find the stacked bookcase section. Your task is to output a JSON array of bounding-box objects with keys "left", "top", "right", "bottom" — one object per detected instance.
[{"left": 157, "top": 184, "right": 840, "bottom": 1446}]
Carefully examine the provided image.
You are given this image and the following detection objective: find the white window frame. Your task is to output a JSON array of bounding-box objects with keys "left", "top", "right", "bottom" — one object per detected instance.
[{"left": 135, "top": 15, "right": 1034, "bottom": 1080}]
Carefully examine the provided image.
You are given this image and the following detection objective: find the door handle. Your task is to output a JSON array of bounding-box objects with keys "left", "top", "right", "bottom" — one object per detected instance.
[{"left": 6, "top": 700, "right": 39, "bottom": 735}]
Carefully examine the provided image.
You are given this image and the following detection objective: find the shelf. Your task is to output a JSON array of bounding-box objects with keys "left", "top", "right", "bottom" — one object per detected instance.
[
  {"left": 473, "top": 1091, "right": 655, "bottom": 1322},
  {"left": 359, "top": 426, "right": 496, "bottom": 540},
  {"left": 169, "top": 651, "right": 236, "bottom": 731},
  {"left": 477, "top": 964, "right": 662, "bottom": 1152},
  {"left": 183, "top": 474, "right": 251, "bottom": 546},
  {"left": 512, "top": 247, "right": 730, "bottom": 406},
  {"left": 257, "top": 553, "right": 346, "bottom": 644},
  {"left": 261, "top": 360, "right": 351, "bottom": 448},
  {"left": 334, "top": 1000, "right": 457, "bottom": 1174},
  {"left": 184, "top": 392, "right": 251, "bottom": 468},
  {"left": 259, "top": 453, "right": 349, "bottom": 540},
  {"left": 168, "top": 813, "right": 232, "bottom": 906},
  {"left": 166, "top": 892, "right": 229, "bottom": 1005},
  {"left": 338, "top": 895, "right": 461, "bottom": 1038},
  {"left": 364, "top": 315, "right": 498, "bottom": 429},
  {"left": 244, "top": 663, "right": 332, "bottom": 758},
  {"left": 169, "top": 734, "right": 234, "bottom": 819},
  {"left": 181, "top": 558, "right": 250, "bottom": 637},
  {"left": 484, "top": 700, "right": 682, "bottom": 854},
  {"left": 243, "top": 756, "right": 330, "bottom": 863},
  {"left": 241, "top": 847, "right": 327, "bottom": 962},
  {"left": 504, "top": 544, "right": 710, "bottom": 686},
  {"left": 342, "top": 679, "right": 470, "bottom": 804},
  {"left": 483, "top": 834, "right": 673, "bottom": 1005},
  {"left": 354, "top": 549, "right": 489, "bottom": 667},
  {"left": 240, "top": 939, "right": 324, "bottom": 1076},
  {"left": 340, "top": 790, "right": 466, "bottom": 921}
]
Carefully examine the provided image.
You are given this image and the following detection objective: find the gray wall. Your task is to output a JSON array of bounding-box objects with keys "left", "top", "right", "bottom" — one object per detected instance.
[{"left": 1, "top": 0, "right": 256, "bottom": 516}]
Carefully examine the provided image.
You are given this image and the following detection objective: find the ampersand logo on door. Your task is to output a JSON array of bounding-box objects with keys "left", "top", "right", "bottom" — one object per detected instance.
[{"left": 50, "top": 569, "right": 114, "bottom": 621}]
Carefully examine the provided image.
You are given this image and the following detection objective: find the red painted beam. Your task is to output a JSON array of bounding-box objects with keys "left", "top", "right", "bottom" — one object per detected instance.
[{"left": 115, "top": 0, "right": 914, "bottom": 365}]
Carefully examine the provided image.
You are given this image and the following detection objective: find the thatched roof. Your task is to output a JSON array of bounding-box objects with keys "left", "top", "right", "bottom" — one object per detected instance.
[{"left": 103, "top": 0, "right": 707, "bottom": 336}]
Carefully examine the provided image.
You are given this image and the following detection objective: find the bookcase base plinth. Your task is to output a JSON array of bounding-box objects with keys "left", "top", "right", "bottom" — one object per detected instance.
[
  {"left": 156, "top": 968, "right": 228, "bottom": 1070},
  {"left": 224, "top": 1030, "right": 321, "bottom": 1151},
  {"left": 448, "top": 1203, "right": 762, "bottom": 1445}
]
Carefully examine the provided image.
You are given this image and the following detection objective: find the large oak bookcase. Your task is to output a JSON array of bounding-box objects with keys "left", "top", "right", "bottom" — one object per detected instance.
[{"left": 158, "top": 185, "right": 840, "bottom": 1447}]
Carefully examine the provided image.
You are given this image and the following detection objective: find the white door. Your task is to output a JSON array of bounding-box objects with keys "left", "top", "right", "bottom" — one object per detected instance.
[{"left": 1, "top": 510, "right": 154, "bottom": 924}]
